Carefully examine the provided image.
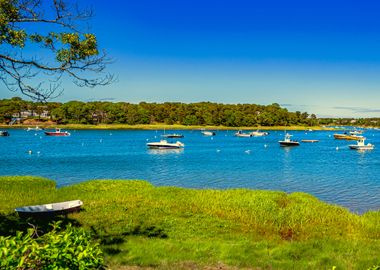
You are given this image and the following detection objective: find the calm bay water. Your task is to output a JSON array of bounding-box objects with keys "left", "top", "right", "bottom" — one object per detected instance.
[{"left": 0, "top": 128, "right": 379, "bottom": 213}]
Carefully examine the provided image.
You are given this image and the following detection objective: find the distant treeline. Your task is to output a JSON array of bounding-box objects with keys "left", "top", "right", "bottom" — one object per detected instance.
[{"left": 1, "top": 97, "right": 379, "bottom": 127}]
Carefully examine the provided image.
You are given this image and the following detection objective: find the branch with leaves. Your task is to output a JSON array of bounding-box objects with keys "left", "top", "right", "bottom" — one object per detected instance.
[{"left": 0, "top": 0, "right": 114, "bottom": 101}]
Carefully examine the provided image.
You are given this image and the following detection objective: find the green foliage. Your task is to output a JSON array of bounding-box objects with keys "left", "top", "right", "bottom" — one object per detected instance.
[
  {"left": 0, "top": 98, "right": 322, "bottom": 127},
  {"left": 0, "top": 221, "right": 104, "bottom": 270}
]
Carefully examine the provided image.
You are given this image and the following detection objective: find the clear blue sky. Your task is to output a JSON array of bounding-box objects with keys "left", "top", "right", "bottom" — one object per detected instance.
[{"left": 2, "top": 0, "right": 380, "bottom": 117}]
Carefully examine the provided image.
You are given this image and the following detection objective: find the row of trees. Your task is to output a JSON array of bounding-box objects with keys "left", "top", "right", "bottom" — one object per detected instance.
[
  {"left": 2, "top": 97, "right": 380, "bottom": 127},
  {"left": 1, "top": 97, "right": 320, "bottom": 126},
  {"left": 319, "top": 118, "right": 380, "bottom": 127}
]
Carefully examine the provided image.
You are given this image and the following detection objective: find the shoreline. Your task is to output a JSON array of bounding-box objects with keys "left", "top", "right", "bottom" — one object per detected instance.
[
  {"left": 0, "top": 123, "right": 335, "bottom": 131},
  {"left": 2, "top": 175, "right": 377, "bottom": 214}
]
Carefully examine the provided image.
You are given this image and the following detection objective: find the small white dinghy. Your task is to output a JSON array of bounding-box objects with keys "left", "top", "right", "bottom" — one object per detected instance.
[
  {"left": 15, "top": 200, "right": 83, "bottom": 217},
  {"left": 349, "top": 138, "right": 374, "bottom": 150}
]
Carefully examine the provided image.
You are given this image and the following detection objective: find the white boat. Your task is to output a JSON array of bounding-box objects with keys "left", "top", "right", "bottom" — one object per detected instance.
[
  {"left": 301, "top": 139, "right": 319, "bottom": 143},
  {"left": 27, "top": 126, "right": 43, "bottom": 131},
  {"left": 15, "top": 200, "right": 83, "bottom": 217},
  {"left": 349, "top": 138, "right": 374, "bottom": 150},
  {"left": 234, "top": 130, "right": 252, "bottom": 137},
  {"left": 161, "top": 133, "right": 184, "bottom": 138},
  {"left": 279, "top": 133, "right": 300, "bottom": 147},
  {"left": 349, "top": 130, "right": 363, "bottom": 135},
  {"left": 45, "top": 128, "right": 70, "bottom": 136},
  {"left": 201, "top": 131, "right": 216, "bottom": 136},
  {"left": 250, "top": 130, "right": 269, "bottom": 137},
  {"left": 147, "top": 140, "right": 184, "bottom": 149}
]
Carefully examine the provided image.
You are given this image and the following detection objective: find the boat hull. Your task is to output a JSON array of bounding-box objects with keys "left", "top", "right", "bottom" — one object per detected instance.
[
  {"left": 279, "top": 141, "right": 300, "bottom": 147},
  {"left": 15, "top": 200, "right": 83, "bottom": 217},
  {"left": 349, "top": 145, "right": 374, "bottom": 150},
  {"left": 235, "top": 134, "right": 252, "bottom": 137},
  {"left": 201, "top": 131, "right": 215, "bottom": 136},
  {"left": 147, "top": 145, "right": 182, "bottom": 149},
  {"left": 45, "top": 132, "right": 70, "bottom": 136},
  {"left": 162, "top": 134, "right": 184, "bottom": 138},
  {"left": 334, "top": 134, "right": 362, "bottom": 140}
]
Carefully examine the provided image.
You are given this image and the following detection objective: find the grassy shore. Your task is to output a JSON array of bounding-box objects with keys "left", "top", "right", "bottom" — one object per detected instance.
[
  {"left": 0, "top": 123, "right": 334, "bottom": 131},
  {"left": 1, "top": 176, "right": 379, "bottom": 269}
]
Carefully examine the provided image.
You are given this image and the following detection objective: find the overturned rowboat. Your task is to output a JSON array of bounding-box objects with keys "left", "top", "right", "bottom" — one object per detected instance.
[{"left": 15, "top": 200, "right": 83, "bottom": 217}]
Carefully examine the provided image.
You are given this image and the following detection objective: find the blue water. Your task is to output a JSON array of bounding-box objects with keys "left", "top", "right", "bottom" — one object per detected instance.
[{"left": 0, "top": 129, "right": 379, "bottom": 213}]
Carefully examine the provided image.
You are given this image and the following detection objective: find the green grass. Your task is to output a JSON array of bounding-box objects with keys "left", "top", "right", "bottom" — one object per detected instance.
[{"left": 0, "top": 176, "right": 379, "bottom": 269}]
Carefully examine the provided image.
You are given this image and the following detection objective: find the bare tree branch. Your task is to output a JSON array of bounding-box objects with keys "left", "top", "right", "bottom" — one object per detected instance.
[{"left": 0, "top": 0, "right": 113, "bottom": 101}]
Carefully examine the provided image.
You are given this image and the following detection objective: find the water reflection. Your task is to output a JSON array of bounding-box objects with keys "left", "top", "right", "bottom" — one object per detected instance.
[{"left": 147, "top": 148, "right": 184, "bottom": 155}]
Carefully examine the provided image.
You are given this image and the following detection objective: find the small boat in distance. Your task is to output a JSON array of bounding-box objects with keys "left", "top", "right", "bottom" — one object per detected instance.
[
  {"left": 147, "top": 140, "right": 184, "bottom": 149},
  {"left": 279, "top": 133, "right": 300, "bottom": 147},
  {"left": 201, "top": 130, "right": 216, "bottom": 136},
  {"left": 301, "top": 139, "right": 319, "bottom": 143},
  {"left": 162, "top": 133, "right": 184, "bottom": 138},
  {"left": 0, "top": 131, "right": 10, "bottom": 136},
  {"left": 349, "top": 138, "right": 374, "bottom": 150},
  {"left": 15, "top": 200, "right": 83, "bottom": 217},
  {"left": 45, "top": 128, "right": 70, "bottom": 136},
  {"left": 334, "top": 133, "right": 363, "bottom": 141},
  {"left": 27, "top": 126, "right": 44, "bottom": 131},
  {"left": 234, "top": 130, "right": 252, "bottom": 137},
  {"left": 349, "top": 130, "right": 363, "bottom": 135},
  {"left": 250, "top": 130, "right": 269, "bottom": 137}
]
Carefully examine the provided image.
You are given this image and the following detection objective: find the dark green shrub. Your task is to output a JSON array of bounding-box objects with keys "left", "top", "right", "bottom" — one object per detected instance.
[{"left": 0, "top": 222, "right": 104, "bottom": 270}]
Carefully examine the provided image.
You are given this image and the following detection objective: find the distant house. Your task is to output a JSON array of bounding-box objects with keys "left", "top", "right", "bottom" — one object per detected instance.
[{"left": 12, "top": 110, "right": 50, "bottom": 119}]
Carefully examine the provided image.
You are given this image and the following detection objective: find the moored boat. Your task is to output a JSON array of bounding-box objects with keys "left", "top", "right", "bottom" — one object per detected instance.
[
  {"left": 27, "top": 126, "right": 44, "bottom": 131},
  {"left": 301, "top": 139, "right": 319, "bottom": 143},
  {"left": 279, "top": 133, "right": 300, "bottom": 147},
  {"left": 162, "top": 133, "right": 184, "bottom": 138},
  {"left": 349, "top": 138, "right": 374, "bottom": 150},
  {"left": 234, "top": 130, "right": 252, "bottom": 137},
  {"left": 334, "top": 133, "right": 363, "bottom": 140},
  {"left": 201, "top": 130, "right": 216, "bottom": 136},
  {"left": 250, "top": 130, "right": 269, "bottom": 137},
  {"left": 45, "top": 128, "right": 70, "bottom": 136},
  {"left": 15, "top": 200, "right": 83, "bottom": 217},
  {"left": 147, "top": 140, "right": 184, "bottom": 149},
  {"left": 0, "top": 130, "right": 10, "bottom": 136},
  {"left": 349, "top": 130, "right": 363, "bottom": 135}
]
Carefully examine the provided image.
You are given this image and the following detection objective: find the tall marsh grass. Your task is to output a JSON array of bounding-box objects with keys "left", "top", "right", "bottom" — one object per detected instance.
[{"left": 0, "top": 176, "right": 379, "bottom": 269}]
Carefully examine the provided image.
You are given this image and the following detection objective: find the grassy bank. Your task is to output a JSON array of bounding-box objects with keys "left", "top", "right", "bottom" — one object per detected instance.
[
  {"left": 1, "top": 176, "right": 379, "bottom": 269},
  {"left": 0, "top": 123, "right": 334, "bottom": 131}
]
